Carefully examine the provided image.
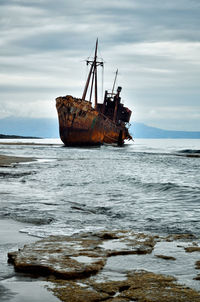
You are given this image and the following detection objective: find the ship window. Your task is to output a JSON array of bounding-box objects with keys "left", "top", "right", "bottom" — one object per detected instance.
[{"left": 79, "top": 110, "right": 83, "bottom": 116}]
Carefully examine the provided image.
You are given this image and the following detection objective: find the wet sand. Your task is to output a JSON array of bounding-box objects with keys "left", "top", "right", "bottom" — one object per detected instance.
[{"left": 0, "top": 154, "right": 35, "bottom": 167}]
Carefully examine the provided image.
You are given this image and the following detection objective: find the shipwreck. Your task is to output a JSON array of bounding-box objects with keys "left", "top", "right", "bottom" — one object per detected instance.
[{"left": 56, "top": 40, "right": 132, "bottom": 146}]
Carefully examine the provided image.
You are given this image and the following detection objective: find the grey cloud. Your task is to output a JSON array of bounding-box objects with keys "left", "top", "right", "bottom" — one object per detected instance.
[{"left": 0, "top": 0, "right": 200, "bottom": 130}]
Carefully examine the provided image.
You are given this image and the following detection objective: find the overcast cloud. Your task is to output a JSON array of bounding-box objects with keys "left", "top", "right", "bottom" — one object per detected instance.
[{"left": 0, "top": 0, "right": 200, "bottom": 130}]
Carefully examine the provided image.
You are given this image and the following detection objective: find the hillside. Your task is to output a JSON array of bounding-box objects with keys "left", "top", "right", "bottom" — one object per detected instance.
[
  {"left": 130, "top": 122, "right": 200, "bottom": 139},
  {"left": 0, "top": 117, "right": 59, "bottom": 138},
  {"left": 0, "top": 117, "right": 200, "bottom": 139}
]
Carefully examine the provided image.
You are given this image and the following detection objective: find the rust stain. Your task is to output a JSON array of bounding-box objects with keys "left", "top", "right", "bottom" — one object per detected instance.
[{"left": 56, "top": 95, "right": 132, "bottom": 146}]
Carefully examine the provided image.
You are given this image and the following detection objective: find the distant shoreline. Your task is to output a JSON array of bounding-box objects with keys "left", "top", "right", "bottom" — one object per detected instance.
[{"left": 0, "top": 134, "right": 41, "bottom": 139}]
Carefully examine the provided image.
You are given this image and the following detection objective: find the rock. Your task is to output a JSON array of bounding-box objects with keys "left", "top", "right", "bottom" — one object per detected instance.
[
  {"left": 184, "top": 246, "right": 200, "bottom": 253},
  {"left": 195, "top": 260, "right": 200, "bottom": 269},
  {"left": 155, "top": 254, "right": 176, "bottom": 261},
  {"left": 169, "top": 234, "right": 197, "bottom": 240},
  {"left": 8, "top": 235, "right": 107, "bottom": 279},
  {"left": 98, "top": 232, "right": 119, "bottom": 240},
  {"left": 8, "top": 230, "right": 200, "bottom": 302},
  {"left": 8, "top": 231, "right": 157, "bottom": 279},
  {"left": 194, "top": 274, "right": 200, "bottom": 281},
  {"left": 49, "top": 270, "right": 200, "bottom": 302},
  {"left": 49, "top": 280, "right": 110, "bottom": 302}
]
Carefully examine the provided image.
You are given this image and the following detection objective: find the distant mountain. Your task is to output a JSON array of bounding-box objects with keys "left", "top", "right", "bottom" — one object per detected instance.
[
  {"left": 130, "top": 122, "right": 200, "bottom": 139},
  {"left": 0, "top": 117, "right": 200, "bottom": 139},
  {"left": 0, "top": 117, "right": 59, "bottom": 138}
]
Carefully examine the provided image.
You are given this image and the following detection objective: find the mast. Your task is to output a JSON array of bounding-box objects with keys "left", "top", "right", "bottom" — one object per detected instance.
[
  {"left": 94, "top": 39, "right": 98, "bottom": 109},
  {"left": 82, "top": 39, "right": 103, "bottom": 109}
]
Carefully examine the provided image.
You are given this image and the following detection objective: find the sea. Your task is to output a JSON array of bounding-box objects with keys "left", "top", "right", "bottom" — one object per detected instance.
[
  {"left": 0, "top": 138, "right": 200, "bottom": 238},
  {"left": 0, "top": 138, "right": 200, "bottom": 299}
]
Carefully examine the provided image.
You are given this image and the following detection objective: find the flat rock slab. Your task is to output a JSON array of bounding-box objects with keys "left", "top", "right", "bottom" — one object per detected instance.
[
  {"left": 50, "top": 271, "right": 200, "bottom": 302},
  {"left": 8, "top": 230, "right": 156, "bottom": 279}
]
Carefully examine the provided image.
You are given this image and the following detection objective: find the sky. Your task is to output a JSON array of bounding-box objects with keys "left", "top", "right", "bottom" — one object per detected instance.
[{"left": 0, "top": 0, "right": 200, "bottom": 131}]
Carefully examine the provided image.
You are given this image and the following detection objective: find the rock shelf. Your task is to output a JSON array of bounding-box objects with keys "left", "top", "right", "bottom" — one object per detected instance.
[
  {"left": 50, "top": 271, "right": 200, "bottom": 302},
  {"left": 8, "top": 231, "right": 155, "bottom": 278},
  {"left": 8, "top": 230, "right": 200, "bottom": 302}
]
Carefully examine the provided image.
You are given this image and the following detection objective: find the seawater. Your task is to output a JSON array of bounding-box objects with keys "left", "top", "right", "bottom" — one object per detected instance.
[{"left": 0, "top": 138, "right": 200, "bottom": 238}]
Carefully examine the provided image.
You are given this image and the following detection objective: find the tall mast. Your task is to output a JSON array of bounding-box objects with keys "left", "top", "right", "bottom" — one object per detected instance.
[
  {"left": 94, "top": 62, "right": 98, "bottom": 109},
  {"left": 94, "top": 39, "right": 98, "bottom": 109},
  {"left": 82, "top": 39, "right": 103, "bottom": 108}
]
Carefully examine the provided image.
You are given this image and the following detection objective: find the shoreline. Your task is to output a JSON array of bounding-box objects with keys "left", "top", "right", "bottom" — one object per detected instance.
[
  {"left": 0, "top": 218, "right": 59, "bottom": 302},
  {"left": 0, "top": 154, "right": 36, "bottom": 167}
]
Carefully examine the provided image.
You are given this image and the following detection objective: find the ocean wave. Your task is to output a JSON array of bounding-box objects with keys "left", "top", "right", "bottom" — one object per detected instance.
[
  {"left": 0, "top": 171, "right": 35, "bottom": 178},
  {"left": 176, "top": 149, "right": 200, "bottom": 158},
  {"left": 0, "top": 212, "right": 54, "bottom": 225},
  {"left": 137, "top": 181, "right": 200, "bottom": 194},
  {"left": 144, "top": 222, "right": 200, "bottom": 236},
  {"left": 143, "top": 182, "right": 184, "bottom": 192},
  {"left": 178, "top": 149, "right": 200, "bottom": 154},
  {"left": 71, "top": 205, "right": 112, "bottom": 215}
]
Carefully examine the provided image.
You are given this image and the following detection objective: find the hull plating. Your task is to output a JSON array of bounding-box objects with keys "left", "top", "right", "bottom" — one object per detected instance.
[{"left": 56, "top": 96, "right": 131, "bottom": 146}]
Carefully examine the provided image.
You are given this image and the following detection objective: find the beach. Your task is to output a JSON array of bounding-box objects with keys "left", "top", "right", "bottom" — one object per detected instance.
[{"left": 0, "top": 154, "right": 35, "bottom": 167}]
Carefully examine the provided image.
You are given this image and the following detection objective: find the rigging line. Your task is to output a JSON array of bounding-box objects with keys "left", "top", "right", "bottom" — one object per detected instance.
[
  {"left": 97, "top": 43, "right": 104, "bottom": 63},
  {"left": 112, "top": 69, "right": 118, "bottom": 95},
  {"left": 85, "top": 63, "right": 89, "bottom": 82},
  {"left": 89, "top": 68, "right": 95, "bottom": 103},
  {"left": 102, "top": 64, "right": 104, "bottom": 101}
]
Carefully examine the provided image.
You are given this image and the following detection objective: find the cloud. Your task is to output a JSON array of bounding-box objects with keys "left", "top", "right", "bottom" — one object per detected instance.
[
  {"left": 0, "top": 0, "right": 200, "bottom": 130},
  {"left": 134, "top": 105, "right": 200, "bottom": 131}
]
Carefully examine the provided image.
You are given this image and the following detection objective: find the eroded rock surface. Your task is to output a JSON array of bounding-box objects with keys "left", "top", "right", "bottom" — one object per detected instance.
[
  {"left": 185, "top": 246, "right": 200, "bottom": 253},
  {"left": 49, "top": 271, "right": 200, "bottom": 302},
  {"left": 8, "top": 234, "right": 106, "bottom": 279},
  {"left": 8, "top": 230, "right": 156, "bottom": 279},
  {"left": 8, "top": 230, "right": 200, "bottom": 302}
]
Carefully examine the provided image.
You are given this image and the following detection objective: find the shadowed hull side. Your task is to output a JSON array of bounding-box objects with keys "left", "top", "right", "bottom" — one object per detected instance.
[{"left": 56, "top": 96, "right": 129, "bottom": 146}]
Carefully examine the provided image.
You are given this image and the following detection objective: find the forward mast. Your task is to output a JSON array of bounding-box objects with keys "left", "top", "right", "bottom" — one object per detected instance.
[{"left": 82, "top": 39, "right": 103, "bottom": 109}]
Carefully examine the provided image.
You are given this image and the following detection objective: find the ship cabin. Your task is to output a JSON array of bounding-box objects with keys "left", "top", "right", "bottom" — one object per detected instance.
[{"left": 97, "top": 86, "right": 132, "bottom": 125}]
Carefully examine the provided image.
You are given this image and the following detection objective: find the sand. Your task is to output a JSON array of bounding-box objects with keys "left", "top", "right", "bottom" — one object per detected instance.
[{"left": 0, "top": 154, "right": 35, "bottom": 167}]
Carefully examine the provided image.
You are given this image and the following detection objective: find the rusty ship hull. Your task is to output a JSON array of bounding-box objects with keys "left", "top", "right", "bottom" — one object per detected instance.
[{"left": 56, "top": 95, "right": 131, "bottom": 146}]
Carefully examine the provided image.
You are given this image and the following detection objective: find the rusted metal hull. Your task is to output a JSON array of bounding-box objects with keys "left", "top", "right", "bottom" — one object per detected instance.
[{"left": 56, "top": 95, "right": 131, "bottom": 146}]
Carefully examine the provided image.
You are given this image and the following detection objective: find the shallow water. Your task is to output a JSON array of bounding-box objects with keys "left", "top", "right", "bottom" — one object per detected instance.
[
  {"left": 0, "top": 138, "right": 200, "bottom": 238},
  {"left": 1, "top": 138, "right": 200, "bottom": 297}
]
